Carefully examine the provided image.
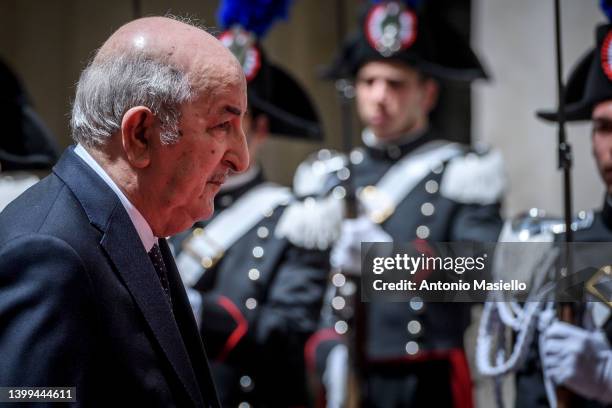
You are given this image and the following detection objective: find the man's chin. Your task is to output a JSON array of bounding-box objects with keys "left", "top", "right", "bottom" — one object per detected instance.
[{"left": 197, "top": 195, "right": 216, "bottom": 220}]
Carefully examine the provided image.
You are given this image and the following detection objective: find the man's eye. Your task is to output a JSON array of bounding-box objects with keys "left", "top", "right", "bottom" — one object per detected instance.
[
  {"left": 215, "top": 122, "right": 231, "bottom": 131},
  {"left": 593, "top": 120, "right": 612, "bottom": 134},
  {"left": 388, "top": 80, "right": 405, "bottom": 89}
]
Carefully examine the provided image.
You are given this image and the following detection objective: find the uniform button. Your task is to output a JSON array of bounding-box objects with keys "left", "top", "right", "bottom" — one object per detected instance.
[
  {"left": 193, "top": 227, "right": 204, "bottom": 237},
  {"left": 407, "top": 320, "right": 422, "bottom": 335},
  {"left": 421, "top": 202, "right": 435, "bottom": 216},
  {"left": 425, "top": 180, "right": 439, "bottom": 194},
  {"left": 332, "top": 185, "right": 347, "bottom": 200},
  {"left": 263, "top": 208, "right": 274, "bottom": 218},
  {"left": 238, "top": 403, "right": 251, "bottom": 408},
  {"left": 256, "top": 226, "right": 269, "bottom": 239},
  {"left": 431, "top": 162, "right": 444, "bottom": 174},
  {"left": 405, "top": 341, "right": 420, "bottom": 355},
  {"left": 240, "top": 375, "right": 254, "bottom": 392},
  {"left": 332, "top": 273, "right": 346, "bottom": 287},
  {"left": 201, "top": 257, "right": 213, "bottom": 268},
  {"left": 220, "top": 195, "right": 233, "bottom": 207},
  {"left": 339, "top": 280, "right": 356, "bottom": 296},
  {"left": 416, "top": 225, "right": 430, "bottom": 239},
  {"left": 337, "top": 167, "right": 350, "bottom": 181},
  {"left": 410, "top": 297, "right": 424, "bottom": 312},
  {"left": 332, "top": 296, "right": 346, "bottom": 310},
  {"left": 388, "top": 146, "right": 401, "bottom": 159},
  {"left": 335, "top": 320, "right": 348, "bottom": 335},
  {"left": 350, "top": 150, "right": 364, "bottom": 165},
  {"left": 318, "top": 149, "right": 332, "bottom": 161},
  {"left": 252, "top": 246, "right": 264, "bottom": 258},
  {"left": 248, "top": 268, "right": 260, "bottom": 281},
  {"left": 245, "top": 298, "right": 257, "bottom": 310}
]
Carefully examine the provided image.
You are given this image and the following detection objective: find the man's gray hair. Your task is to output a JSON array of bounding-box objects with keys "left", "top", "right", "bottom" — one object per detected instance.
[{"left": 70, "top": 52, "right": 193, "bottom": 148}]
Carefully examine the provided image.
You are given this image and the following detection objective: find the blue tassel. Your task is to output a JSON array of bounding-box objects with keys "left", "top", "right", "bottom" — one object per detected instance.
[
  {"left": 217, "top": 0, "right": 292, "bottom": 37},
  {"left": 601, "top": 0, "right": 612, "bottom": 22}
]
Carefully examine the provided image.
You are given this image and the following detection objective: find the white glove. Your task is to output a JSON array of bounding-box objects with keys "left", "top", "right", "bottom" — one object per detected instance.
[
  {"left": 323, "top": 344, "right": 348, "bottom": 408},
  {"left": 542, "top": 321, "right": 612, "bottom": 403},
  {"left": 330, "top": 216, "right": 392, "bottom": 273}
]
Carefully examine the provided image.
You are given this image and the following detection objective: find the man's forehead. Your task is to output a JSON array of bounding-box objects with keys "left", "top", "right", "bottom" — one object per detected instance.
[
  {"left": 194, "top": 83, "right": 246, "bottom": 116},
  {"left": 358, "top": 61, "right": 419, "bottom": 79},
  {"left": 191, "top": 56, "right": 244, "bottom": 88},
  {"left": 593, "top": 100, "right": 612, "bottom": 120}
]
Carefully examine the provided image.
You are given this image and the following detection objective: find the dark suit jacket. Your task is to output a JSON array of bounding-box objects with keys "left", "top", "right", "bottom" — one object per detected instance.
[{"left": 0, "top": 147, "right": 220, "bottom": 407}]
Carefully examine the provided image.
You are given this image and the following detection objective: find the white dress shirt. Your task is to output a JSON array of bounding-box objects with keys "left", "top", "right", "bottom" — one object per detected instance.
[{"left": 74, "top": 144, "right": 157, "bottom": 252}]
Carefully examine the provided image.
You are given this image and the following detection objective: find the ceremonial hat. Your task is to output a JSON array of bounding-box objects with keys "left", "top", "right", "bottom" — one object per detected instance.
[
  {"left": 538, "top": 1, "right": 612, "bottom": 122},
  {"left": 322, "top": 0, "right": 488, "bottom": 82},
  {"left": 0, "top": 59, "right": 59, "bottom": 171},
  {"left": 217, "top": 0, "right": 323, "bottom": 140}
]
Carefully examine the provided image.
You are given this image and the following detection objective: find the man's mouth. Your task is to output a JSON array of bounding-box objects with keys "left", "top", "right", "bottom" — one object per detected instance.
[
  {"left": 370, "top": 114, "right": 388, "bottom": 126},
  {"left": 207, "top": 172, "right": 228, "bottom": 186}
]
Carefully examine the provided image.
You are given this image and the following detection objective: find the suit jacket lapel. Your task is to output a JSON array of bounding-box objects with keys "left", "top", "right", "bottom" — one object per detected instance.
[
  {"left": 53, "top": 148, "right": 205, "bottom": 407},
  {"left": 101, "top": 220, "right": 205, "bottom": 407},
  {"left": 160, "top": 239, "right": 220, "bottom": 407}
]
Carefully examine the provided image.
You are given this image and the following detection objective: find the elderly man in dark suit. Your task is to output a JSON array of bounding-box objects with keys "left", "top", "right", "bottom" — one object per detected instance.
[{"left": 0, "top": 16, "right": 249, "bottom": 407}]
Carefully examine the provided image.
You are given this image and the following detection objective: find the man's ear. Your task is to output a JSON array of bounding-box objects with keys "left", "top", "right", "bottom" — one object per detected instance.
[
  {"left": 253, "top": 114, "right": 270, "bottom": 144},
  {"left": 423, "top": 79, "right": 440, "bottom": 115},
  {"left": 121, "top": 106, "right": 157, "bottom": 168}
]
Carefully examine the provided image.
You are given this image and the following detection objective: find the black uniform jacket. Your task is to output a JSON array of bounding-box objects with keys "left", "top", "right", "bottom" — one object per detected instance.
[
  {"left": 516, "top": 196, "right": 612, "bottom": 408},
  {"left": 172, "top": 170, "right": 329, "bottom": 407},
  {"left": 305, "top": 129, "right": 503, "bottom": 407}
]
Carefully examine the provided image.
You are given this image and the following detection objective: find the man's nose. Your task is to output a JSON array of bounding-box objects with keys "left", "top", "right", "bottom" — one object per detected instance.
[
  {"left": 372, "top": 81, "right": 389, "bottom": 103},
  {"left": 224, "top": 125, "right": 250, "bottom": 173}
]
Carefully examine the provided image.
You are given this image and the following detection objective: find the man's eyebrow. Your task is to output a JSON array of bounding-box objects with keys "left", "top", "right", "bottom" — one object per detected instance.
[
  {"left": 225, "top": 106, "right": 242, "bottom": 116},
  {"left": 593, "top": 117, "right": 612, "bottom": 125}
]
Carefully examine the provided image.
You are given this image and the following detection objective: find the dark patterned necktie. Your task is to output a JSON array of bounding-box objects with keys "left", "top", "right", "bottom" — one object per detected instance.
[{"left": 148, "top": 243, "right": 172, "bottom": 306}]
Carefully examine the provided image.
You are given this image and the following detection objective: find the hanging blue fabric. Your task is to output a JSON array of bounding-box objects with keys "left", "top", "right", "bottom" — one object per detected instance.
[
  {"left": 217, "top": 0, "right": 293, "bottom": 37},
  {"left": 369, "top": 0, "right": 424, "bottom": 9},
  {"left": 601, "top": 0, "right": 612, "bottom": 22}
]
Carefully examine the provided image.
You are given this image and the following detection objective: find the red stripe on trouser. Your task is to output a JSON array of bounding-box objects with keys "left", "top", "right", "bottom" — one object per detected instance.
[
  {"left": 369, "top": 348, "right": 473, "bottom": 408},
  {"left": 448, "top": 349, "right": 473, "bottom": 408}
]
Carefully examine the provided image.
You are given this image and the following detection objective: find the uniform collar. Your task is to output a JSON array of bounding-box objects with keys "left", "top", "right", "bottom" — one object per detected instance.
[
  {"left": 361, "top": 127, "right": 438, "bottom": 160},
  {"left": 214, "top": 165, "right": 265, "bottom": 211}
]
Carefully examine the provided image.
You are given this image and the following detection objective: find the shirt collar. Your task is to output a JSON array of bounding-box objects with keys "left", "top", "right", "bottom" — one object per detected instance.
[{"left": 74, "top": 144, "right": 157, "bottom": 252}]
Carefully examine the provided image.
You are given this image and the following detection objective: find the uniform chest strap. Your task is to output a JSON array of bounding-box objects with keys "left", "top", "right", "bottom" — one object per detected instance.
[
  {"left": 178, "top": 183, "right": 292, "bottom": 286},
  {"left": 359, "top": 141, "right": 463, "bottom": 223}
]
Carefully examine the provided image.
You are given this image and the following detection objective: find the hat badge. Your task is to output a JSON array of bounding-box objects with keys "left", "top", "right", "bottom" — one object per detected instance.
[
  {"left": 601, "top": 29, "right": 612, "bottom": 81},
  {"left": 219, "top": 26, "right": 261, "bottom": 82},
  {"left": 365, "top": 1, "right": 418, "bottom": 57}
]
